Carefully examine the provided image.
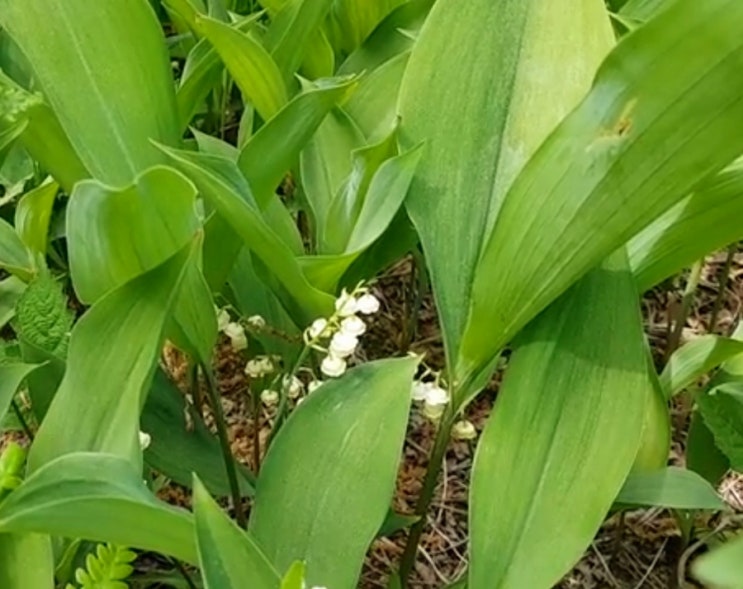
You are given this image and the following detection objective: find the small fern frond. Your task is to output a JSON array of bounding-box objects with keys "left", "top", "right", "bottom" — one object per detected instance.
[{"left": 68, "top": 543, "right": 136, "bottom": 589}]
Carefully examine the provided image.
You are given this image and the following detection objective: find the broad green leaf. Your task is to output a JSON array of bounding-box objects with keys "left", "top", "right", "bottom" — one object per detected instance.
[
  {"left": 330, "top": 0, "right": 407, "bottom": 54},
  {"left": 167, "top": 1, "right": 287, "bottom": 121},
  {"left": 14, "top": 180, "right": 57, "bottom": 255},
  {"left": 0, "top": 362, "right": 39, "bottom": 425},
  {"left": 15, "top": 271, "right": 73, "bottom": 358},
  {"left": 300, "top": 108, "right": 364, "bottom": 228},
  {"left": 299, "top": 146, "right": 421, "bottom": 293},
  {"left": 687, "top": 410, "right": 730, "bottom": 485},
  {"left": 142, "top": 369, "right": 255, "bottom": 497},
  {"left": 67, "top": 166, "right": 199, "bottom": 303},
  {"left": 158, "top": 145, "right": 334, "bottom": 323},
  {"left": 193, "top": 476, "right": 279, "bottom": 589},
  {"left": 27, "top": 242, "right": 198, "bottom": 473},
  {"left": 659, "top": 335, "right": 743, "bottom": 399},
  {"left": 694, "top": 534, "right": 743, "bottom": 589},
  {"left": 337, "top": 0, "right": 433, "bottom": 75},
  {"left": 469, "top": 250, "right": 648, "bottom": 589},
  {"left": 629, "top": 161, "right": 743, "bottom": 291},
  {"left": 0, "top": 275, "right": 25, "bottom": 329},
  {"left": 320, "top": 129, "right": 398, "bottom": 254},
  {"left": 280, "top": 561, "right": 305, "bottom": 589},
  {"left": 460, "top": 0, "right": 743, "bottom": 384},
  {"left": 238, "top": 76, "right": 358, "bottom": 207},
  {"left": 250, "top": 357, "right": 418, "bottom": 589},
  {"left": 300, "top": 30, "right": 334, "bottom": 79},
  {"left": 399, "top": 0, "right": 613, "bottom": 371},
  {"left": 0, "top": 453, "right": 197, "bottom": 564},
  {"left": 0, "top": 217, "right": 32, "bottom": 280},
  {"left": 17, "top": 341, "right": 65, "bottom": 422},
  {"left": 616, "top": 467, "right": 725, "bottom": 510},
  {"left": 632, "top": 357, "right": 671, "bottom": 471},
  {"left": 0, "top": 70, "right": 87, "bottom": 192},
  {"left": 0, "top": 0, "right": 180, "bottom": 185},
  {"left": 620, "top": 0, "right": 674, "bottom": 23},
  {"left": 264, "top": 0, "right": 335, "bottom": 82},
  {"left": 0, "top": 534, "right": 54, "bottom": 589},
  {"left": 176, "top": 13, "right": 262, "bottom": 131},
  {"left": 697, "top": 383, "right": 743, "bottom": 471},
  {"left": 66, "top": 166, "right": 215, "bottom": 364},
  {"left": 344, "top": 52, "right": 409, "bottom": 142}
]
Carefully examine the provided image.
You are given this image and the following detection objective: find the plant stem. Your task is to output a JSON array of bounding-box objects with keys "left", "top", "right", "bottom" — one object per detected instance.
[
  {"left": 201, "top": 364, "right": 247, "bottom": 528},
  {"left": 11, "top": 399, "right": 34, "bottom": 441},
  {"left": 188, "top": 362, "right": 204, "bottom": 419},
  {"left": 252, "top": 389, "right": 261, "bottom": 474},
  {"left": 266, "top": 345, "right": 312, "bottom": 447},
  {"left": 709, "top": 245, "right": 735, "bottom": 334},
  {"left": 666, "top": 260, "right": 704, "bottom": 362},
  {"left": 169, "top": 557, "right": 198, "bottom": 589},
  {"left": 398, "top": 409, "right": 455, "bottom": 586}
]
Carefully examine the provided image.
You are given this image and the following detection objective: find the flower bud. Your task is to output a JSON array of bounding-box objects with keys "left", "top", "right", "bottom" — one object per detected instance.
[
  {"left": 452, "top": 420, "right": 477, "bottom": 441},
  {"left": 308, "top": 380, "right": 323, "bottom": 393},
  {"left": 138, "top": 431, "right": 152, "bottom": 450},
  {"left": 260, "top": 389, "right": 279, "bottom": 406}
]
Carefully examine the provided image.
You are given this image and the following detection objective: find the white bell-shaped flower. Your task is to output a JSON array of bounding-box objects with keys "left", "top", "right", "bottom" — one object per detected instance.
[
  {"left": 340, "top": 315, "right": 366, "bottom": 337},
  {"left": 307, "top": 380, "right": 323, "bottom": 393},
  {"left": 138, "top": 431, "right": 151, "bottom": 451},
  {"left": 412, "top": 381, "right": 433, "bottom": 402},
  {"left": 283, "top": 375, "right": 303, "bottom": 399},
  {"left": 247, "top": 315, "right": 266, "bottom": 330},
  {"left": 244, "top": 359, "right": 264, "bottom": 378},
  {"left": 334, "top": 289, "right": 358, "bottom": 317},
  {"left": 329, "top": 332, "right": 358, "bottom": 358},
  {"left": 321, "top": 354, "right": 347, "bottom": 377},
  {"left": 307, "top": 318, "right": 329, "bottom": 339},
  {"left": 260, "top": 389, "right": 279, "bottom": 406},
  {"left": 216, "top": 307, "right": 231, "bottom": 332},
  {"left": 452, "top": 420, "right": 477, "bottom": 441},
  {"left": 356, "top": 293, "right": 380, "bottom": 315},
  {"left": 224, "top": 322, "right": 248, "bottom": 351}
]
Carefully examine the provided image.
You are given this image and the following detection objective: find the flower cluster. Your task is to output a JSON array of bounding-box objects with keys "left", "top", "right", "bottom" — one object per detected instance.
[
  {"left": 244, "top": 355, "right": 275, "bottom": 379},
  {"left": 304, "top": 287, "right": 381, "bottom": 380},
  {"left": 215, "top": 306, "right": 248, "bottom": 352},
  {"left": 412, "top": 379, "right": 449, "bottom": 420}
]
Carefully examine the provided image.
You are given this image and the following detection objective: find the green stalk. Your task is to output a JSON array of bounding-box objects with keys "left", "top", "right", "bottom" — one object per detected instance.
[
  {"left": 11, "top": 399, "right": 34, "bottom": 441},
  {"left": 266, "top": 344, "right": 312, "bottom": 447},
  {"left": 398, "top": 407, "right": 456, "bottom": 586},
  {"left": 666, "top": 260, "right": 704, "bottom": 361},
  {"left": 708, "top": 245, "right": 735, "bottom": 334},
  {"left": 201, "top": 364, "right": 247, "bottom": 528}
]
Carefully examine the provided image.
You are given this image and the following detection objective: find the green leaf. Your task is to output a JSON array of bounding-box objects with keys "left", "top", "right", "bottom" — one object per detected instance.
[
  {"left": 193, "top": 476, "right": 280, "bottom": 589},
  {"left": 15, "top": 271, "right": 73, "bottom": 357},
  {"left": 0, "top": 275, "right": 25, "bottom": 329},
  {"left": 167, "top": 0, "right": 287, "bottom": 121},
  {"left": 337, "top": 0, "right": 433, "bottom": 75},
  {"left": 344, "top": 52, "right": 409, "bottom": 142},
  {"left": 27, "top": 241, "right": 199, "bottom": 473},
  {"left": 0, "top": 453, "right": 197, "bottom": 564},
  {"left": 697, "top": 383, "right": 743, "bottom": 471},
  {"left": 0, "top": 217, "right": 32, "bottom": 280},
  {"left": 66, "top": 165, "right": 216, "bottom": 364},
  {"left": 694, "top": 534, "right": 743, "bottom": 589},
  {"left": 14, "top": 180, "right": 57, "bottom": 255},
  {"left": 280, "top": 561, "right": 305, "bottom": 589},
  {"left": 469, "top": 250, "right": 648, "bottom": 589},
  {"left": 629, "top": 161, "right": 743, "bottom": 291},
  {"left": 399, "top": 0, "right": 613, "bottom": 372},
  {"left": 616, "top": 467, "right": 725, "bottom": 510},
  {"left": 300, "top": 108, "right": 364, "bottom": 228},
  {"left": 0, "top": 533, "right": 54, "bottom": 589},
  {"left": 686, "top": 410, "right": 730, "bottom": 485},
  {"left": 67, "top": 166, "right": 200, "bottom": 303},
  {"left": 459, "top": 0, "right": 743, "bottom": 383},
  {"left": 264, "top": 0, "right": 336, "bottom": 82},
  {"left": 250, "top": 357, "right": 418, "bottom": 589},
  {"left": 660, "top": 335, "right": 743, "bottom": 399},
  {"left": 142, "top": 369, "right": 255, "bottom": 497},
  {"left": 176, "top": 14, "right": 262, "bottom": 131},
  {"left": 0, "top": 70, "right": 87, "bottom": 192},
  {"left": 0, "top": 362, "right": 39, "bottom": 428},
  {"left": 238, "top": 76, "right": 358, "bottom": 207},
  {"left": 158, "top": 145, "right": 334, "bottom": 324},
  {"left": 0, "top": 0, "right": 180, "bottom": 185},
  {"left": 330, "top": 0, "right": 407, "bottom": 54}
]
